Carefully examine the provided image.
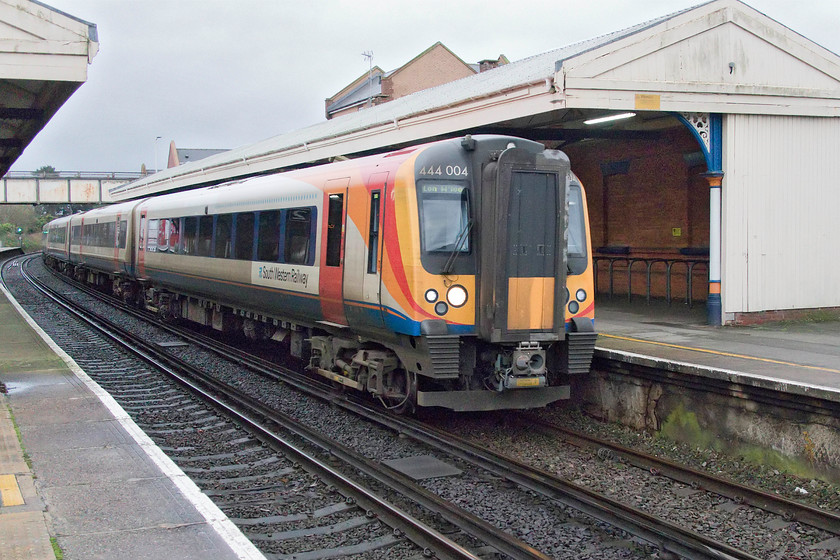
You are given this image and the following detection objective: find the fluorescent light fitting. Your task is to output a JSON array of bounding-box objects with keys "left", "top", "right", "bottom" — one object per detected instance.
[{"left": 583, "top": 112, "right": 636, "bottom": 125}]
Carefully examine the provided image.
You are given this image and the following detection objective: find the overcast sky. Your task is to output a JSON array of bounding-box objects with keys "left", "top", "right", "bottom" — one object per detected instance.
[{"left": 10, "top": 0, "right": 840, "bottom": 173}]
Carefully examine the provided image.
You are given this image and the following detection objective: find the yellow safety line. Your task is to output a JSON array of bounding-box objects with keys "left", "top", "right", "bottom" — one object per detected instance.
[
  {"left": 0, "top": 473, "right": 24, "bottom": 506},
  {"left": 599, "top": 333, "right": 840, "bottom": 375}
]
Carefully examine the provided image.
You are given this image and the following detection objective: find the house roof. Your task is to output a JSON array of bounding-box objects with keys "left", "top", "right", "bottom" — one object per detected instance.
[
  {"left": 325, "top": 73, "right": 383, "bottom": 114},
  {"left": 112, "top": 0, "right": 840, "bottom": 200},
  {"left": 325, "top": 42, "right": 477, "bottom": 117}
]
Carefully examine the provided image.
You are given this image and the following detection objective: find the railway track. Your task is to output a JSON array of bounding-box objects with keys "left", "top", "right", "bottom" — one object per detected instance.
[{"left": 9, "top": 254, "right": 839, "bottom": 559}]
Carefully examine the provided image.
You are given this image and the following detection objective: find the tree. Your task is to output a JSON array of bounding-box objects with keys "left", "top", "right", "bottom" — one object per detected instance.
[{"left": 33, "top": 165, "right": 57, "bottom": 177}]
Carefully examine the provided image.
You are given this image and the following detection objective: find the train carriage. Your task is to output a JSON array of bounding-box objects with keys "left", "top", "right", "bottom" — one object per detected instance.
[
  {"left": 133, "top": 175, "right": 324, "bottom": 330},
  {"left": 65, "top": 200, "right": 144, "bottom": 294},
  {"left": 44, "top": 135, "right": 597, "bottom": 412}
]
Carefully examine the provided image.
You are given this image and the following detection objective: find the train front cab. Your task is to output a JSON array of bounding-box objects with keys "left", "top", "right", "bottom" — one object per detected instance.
[
  {"left": 408, "top": 136, "right": 597, "bottom": 411},
  {"left": 43, "top": 216, "right": 71, "bottom": 270}
]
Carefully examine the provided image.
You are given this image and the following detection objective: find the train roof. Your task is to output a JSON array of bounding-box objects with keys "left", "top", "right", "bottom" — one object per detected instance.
[
  {"left": 46, "top": 215, "right": 72, "bottom": 228},
  {"left": 67, "top": 199, "right": 146, "bottom": 223}
]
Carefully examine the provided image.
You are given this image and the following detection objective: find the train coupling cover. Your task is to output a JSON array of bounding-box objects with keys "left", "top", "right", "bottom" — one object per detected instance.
[{"left": 497, "top": 342, "right": 547, "bottom": 390}]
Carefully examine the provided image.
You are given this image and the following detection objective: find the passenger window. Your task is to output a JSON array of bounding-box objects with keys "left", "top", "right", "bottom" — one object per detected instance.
[
  {"left": 106, "top": 222, "right": 116, "bottom": 248},
  {"left": 234, "top": 213, "right": 255, "bottom": 260},
  {"left": 146, "top": 219, "right": 159, "bottom": 252},
  {"left": 183, "top": 217, "right": 197, "bottom": 255},
  {"left": 173, "top": 218, "right": 184, "bottom": 253},
  {"left": 367, "top": 191, "right": 380, "bottom": 273},
  {"left": 326, "top": 194, "right": 344, "bottom": 267},
  {"left": 214, "top": 214, "right": 233, "bottom": 258},
  {"left": 156, "top": 218, "right": 179, "bottom": 254},
  {"left": 257, "top": 210, "right": 281, "bottom": 262},
  {"left": 284, "top": 208, "right": 311, "bottom": 265},
  {"left": 197, "top": 216, "right": 213, "bottom": 257},
  {"left": 118, "top": 221, "right": 127, "bottom": 249},
  {"left": 156, "top": 219, "right": 170, "bottom": 252}
]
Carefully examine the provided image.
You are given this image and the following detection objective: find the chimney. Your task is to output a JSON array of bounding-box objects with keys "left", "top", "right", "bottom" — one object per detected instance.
[{"left": 478, "top": 55, "right": 508, "bottom": 72}]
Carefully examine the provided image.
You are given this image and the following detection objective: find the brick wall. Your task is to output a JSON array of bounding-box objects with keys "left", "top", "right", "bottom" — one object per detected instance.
[
  {"left": 387, "top": 44, "right": 474, "bottom": 100},
  {"left": 564, "top": 128, "right": 711, "bottom": 301}
]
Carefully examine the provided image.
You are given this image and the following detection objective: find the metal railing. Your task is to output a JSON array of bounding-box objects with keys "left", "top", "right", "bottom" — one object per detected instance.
[
  {"left": 3, "top": 170, "right": 144, "bottom": 180},
  {"left": 594, "top": 255, "right": 709, "bottom": 308}
]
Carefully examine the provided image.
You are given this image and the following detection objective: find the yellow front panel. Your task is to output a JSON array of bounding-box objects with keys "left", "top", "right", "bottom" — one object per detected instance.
[{"left": 507, "top": 277, "right": 554, "bottom": 330}]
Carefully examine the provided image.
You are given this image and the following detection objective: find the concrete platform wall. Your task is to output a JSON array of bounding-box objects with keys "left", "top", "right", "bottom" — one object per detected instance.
[{"left": 576, "top": 362, "right": 840, "bottom": 483}]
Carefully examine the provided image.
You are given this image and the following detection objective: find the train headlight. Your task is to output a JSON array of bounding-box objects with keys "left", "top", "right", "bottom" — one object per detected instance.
[
  {"left": 576, "top": 288, "right": 587, "bottom": 302},
  {"left": 424, "top": 289, "right": 438, "bottom": 303},
  {"left": 435, "top": 302, "right": 449, "bottom": 316},
  {"left": 446, "top": 285, "right": 468, "bottom": 308},
  {"left": 568, "top": 301, "right": 580, "bottom": 314}
]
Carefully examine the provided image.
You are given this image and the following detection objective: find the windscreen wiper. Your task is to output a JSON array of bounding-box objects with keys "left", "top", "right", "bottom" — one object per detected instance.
[{"left": 442, "top": 220, "right": 473, "bottom": 275}]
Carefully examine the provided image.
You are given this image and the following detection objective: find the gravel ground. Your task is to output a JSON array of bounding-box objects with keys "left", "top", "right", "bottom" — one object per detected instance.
[{"left": 433, "top": 408, "right": 840, "bottom": 559}]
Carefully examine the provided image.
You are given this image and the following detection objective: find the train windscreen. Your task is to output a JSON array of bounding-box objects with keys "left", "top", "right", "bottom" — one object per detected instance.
[
  {"left": 567, "top": 184, "right": 588, "bottom": 274},
  {"left": 418, "top": 182, "right": 470, "bottom": 253}
]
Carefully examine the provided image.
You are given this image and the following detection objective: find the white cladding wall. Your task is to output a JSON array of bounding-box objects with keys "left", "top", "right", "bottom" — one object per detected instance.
[{"left": 722, "top": 114, "right": 840, "bottom": 317}]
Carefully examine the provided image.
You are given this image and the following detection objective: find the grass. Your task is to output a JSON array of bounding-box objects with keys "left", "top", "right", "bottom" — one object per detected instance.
[
  {"left": 51, "top": 537, "right": 64, "bottom": 560},
  {"left": 6, "top": 403, "right": 33, "bottom": 470}
]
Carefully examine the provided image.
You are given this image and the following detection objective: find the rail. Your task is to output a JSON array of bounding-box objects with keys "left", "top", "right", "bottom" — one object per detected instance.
[{"left": 594, "top": 254, "right": 709, "bottom": 308}]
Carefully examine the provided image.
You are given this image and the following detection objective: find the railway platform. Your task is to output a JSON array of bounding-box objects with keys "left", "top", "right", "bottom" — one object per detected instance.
[
  {"left": 0, "top": 285, "right": 264, "bottom": 560},
  {"left": 594, "top": 299, "right": 840, "bottom": 401}
]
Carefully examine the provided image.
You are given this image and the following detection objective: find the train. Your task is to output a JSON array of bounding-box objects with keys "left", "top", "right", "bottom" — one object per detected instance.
[{"left": 43, "top": 135, "right": 596, "bottom": 412}]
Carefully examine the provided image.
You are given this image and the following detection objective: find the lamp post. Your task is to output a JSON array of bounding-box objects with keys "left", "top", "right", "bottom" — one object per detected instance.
[{"left": 154, "top": 136, "right": 162, "bottom": 173}]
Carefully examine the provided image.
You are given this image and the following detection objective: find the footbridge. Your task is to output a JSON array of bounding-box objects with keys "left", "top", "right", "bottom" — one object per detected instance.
[{"left": 1, "top": 171, "right": 140, "bottom": 205}]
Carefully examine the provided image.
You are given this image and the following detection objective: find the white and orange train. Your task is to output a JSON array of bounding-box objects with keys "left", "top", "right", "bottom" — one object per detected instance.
[{"left": 43, "top": 135, "right": 596, "bottom": 412}]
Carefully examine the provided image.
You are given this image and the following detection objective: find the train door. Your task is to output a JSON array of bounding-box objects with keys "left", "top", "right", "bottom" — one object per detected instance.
[
  {"left": 114, "top": 214, "right": 122, "bottom": 272},
  {"left": 505, "top": 170, "right": 561, "bottom": 331},
  {"left": 319, "top": 178, "right": 350, "bottom": 325},
  {"left": 343, "top": 172, "right": 388, "bottom": 330},
  {"left": 138, "top": 210, "right": 147, "bottom": 278},
  {"left": 77, "top": 216, "right": 85, "bottom": 266},
  {"left": 481, "top": 148, "right": 569, "bottom": 342}
]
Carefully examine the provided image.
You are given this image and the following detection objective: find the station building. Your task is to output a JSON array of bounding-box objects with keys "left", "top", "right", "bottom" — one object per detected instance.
[{"left": 113, "top": 0, "right": 840, "bottom": 326}]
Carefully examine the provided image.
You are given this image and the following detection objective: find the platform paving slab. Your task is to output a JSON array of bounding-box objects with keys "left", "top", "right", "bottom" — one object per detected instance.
[{"left": 0, "top": 510, "right": 55, "bottom": 560}]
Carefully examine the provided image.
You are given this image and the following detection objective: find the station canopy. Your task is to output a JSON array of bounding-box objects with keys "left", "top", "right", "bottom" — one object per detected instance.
[
  {"left": 112, "top": 0, "right": 840, "bottom": 201},
  {"left": 0, "top": 0, "right": 98, "bottom": 177}
]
